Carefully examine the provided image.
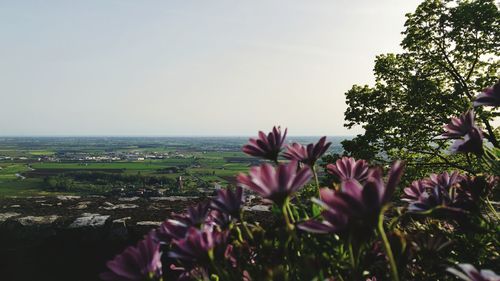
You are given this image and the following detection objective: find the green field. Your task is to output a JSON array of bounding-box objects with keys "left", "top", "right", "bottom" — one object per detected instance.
[{"left": 0, "top": 136, "right": 344, "bottom": 197}]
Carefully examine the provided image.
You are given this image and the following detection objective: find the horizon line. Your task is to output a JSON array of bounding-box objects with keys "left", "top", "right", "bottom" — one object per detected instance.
[{"left": 0, "top": 134, "right": 356, "bottom": 138}]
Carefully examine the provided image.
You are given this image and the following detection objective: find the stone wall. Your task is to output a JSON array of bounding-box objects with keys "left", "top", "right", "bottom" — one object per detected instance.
[{"left": 0, "top": 195, "right": 201, "bottom": 281}]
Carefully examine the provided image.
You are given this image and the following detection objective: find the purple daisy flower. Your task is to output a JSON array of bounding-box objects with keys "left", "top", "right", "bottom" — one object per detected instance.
[
  {"left": 169, "top": 227, "right": 228, "bottom": 264},
  {"left": 236, "top": 161, "right": 312, "bottom": 207},
  {"left": 443, "top": 110, "right": 476, "bottom": 139},
  {"left": 297, "top": 187, "right": 349, "bottom": 233},
  {"left": 206, "top": 209, "right": 232, "bottom": 229},
  {"left": 405, "top": 171, "right": 473, "bottom": 213},
  {"left": 447, "top": 264, "right": 500, "bottom": 281},
  {"left": 211, "top": 186, "right": 244, "bottom": 218},
  {"left": 326, "top": 157, "right": 370, "bottom": 183},
  {"left": 242, "top": 126, "right": 287, "bottom": 162},
  {"left": 442, "top": 111, "right": 484, "bottom": 155},
  {"left": 154, "top": 218, "right": 189, "bottom": 244},
  {"left": 473, "top": 81, "right": 500, "bottom": 107},
  {"left": 299, "top": 161, "right": 404, "bottom": 233},
  {"left": 172, "top": 202, "right": 210, "bottom": 228},
  {"left": 424, "top": 171, "right": 464, "bottom": 189},
  {"left": 100, "top": 235, "right": 162, "bottom": 281},
  {"left": 402, "top": 180, "right": 427, "bottom": 202},
  {"left": 450, "top": 126, "right": 484, "bottom": 155},
  {"left": 283, "top": 136, "right": 331, "bottom": 166}
]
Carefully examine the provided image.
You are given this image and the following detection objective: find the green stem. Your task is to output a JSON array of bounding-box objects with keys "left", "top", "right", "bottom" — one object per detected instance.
[
  {"left": 348, "top": 233, "right": 356, "bottom": 271},
  {"left": 286, "top": 203, "right": 296, "bottom": 223},
  {"left": 312, "top": 165, "right": 320, "bottom": 197},
  {"left": 208, "top": 254, "right": 230, "bottom": 281},
  {"left": 377, "top": 206, "right": 400, "bottom": 281},
  {"left": 281, "top": 199, "right": 294, "bottom": 231},
  {"left": 485, "top": 198, "right": 500, "bottom": 221},
  {"left": 239, "top": 212, "right": 254, "bottom": 240},
  {"left": 235, "top": 225, "right": 244, "bottom": 243}
]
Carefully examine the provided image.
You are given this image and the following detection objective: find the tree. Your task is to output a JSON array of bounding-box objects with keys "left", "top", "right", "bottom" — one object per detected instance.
[{"left": 342, "top": 0, "right": 500, "bottom": 178}]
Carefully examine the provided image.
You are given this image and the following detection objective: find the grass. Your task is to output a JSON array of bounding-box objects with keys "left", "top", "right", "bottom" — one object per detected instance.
[
  {"left": 0, "top": 178, "right": 67, "bottom": 198},
  {"left": 29, "top": 150, "right": 56, "bottom": 156}
]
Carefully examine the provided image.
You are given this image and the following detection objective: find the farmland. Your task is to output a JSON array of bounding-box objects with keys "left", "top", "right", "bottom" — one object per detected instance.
[{"left": 0, "top": 136, "right": 346, "bottom": 198}]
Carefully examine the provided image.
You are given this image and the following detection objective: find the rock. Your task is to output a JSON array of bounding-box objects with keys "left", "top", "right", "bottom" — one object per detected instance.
[
  {"left": 110, "top": 217, "right": 130, "bottom": 239},
  {"left": 150, "top": 196, "right": 197, "bottom": 202},
  {"left": 100, "top": 203, "right": 139, "bottom": 210},
  {"left": 69, "top": 213, "right": 110, "bottom": 228},
  {"left": 41, "top": 203, "right": 53, "bottom": 207},
  {"left": 0, "top": 212, "right": 21, "bottom": 222},
  {"left": 112, "top": 217, "right": 131, "bottom": 224},
  {"left": 26, "top": 196, "right": 46, "bottom": 199},
  {"left": 136, "top": 221, "right": 162, "bottom": 226},
  {"left": 87, "top": 195, "right": 105, "bottom": 199},
  {"left": 9, "top": 205, "right": 21, "bottom": 208},
  {"left": 244, "top": 205, "right": 271, "bottom": 212},
  {"left": 16, "top": 215, "right": 59, "bottom": 226},
  {"left": 56, "top": 195, "right": 81, "bottom": 200},
  {"left": 118, "top": 197, "right": 140, "bottom": 202},
  {"left": 70, "top": 201, "right": 91, "bottom": 210},
  {"left": 102, "top": 202, "right": 114, "bottom": 207}
]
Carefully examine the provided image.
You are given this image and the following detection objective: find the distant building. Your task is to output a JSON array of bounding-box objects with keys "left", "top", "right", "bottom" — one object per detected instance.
[{"left": 176, "top": 176, "right": 184, "bottom": 190}]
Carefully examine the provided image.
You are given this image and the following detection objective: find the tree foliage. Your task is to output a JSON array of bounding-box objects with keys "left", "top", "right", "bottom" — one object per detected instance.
[{"left": 342, "top": 0, "right": 500, "bottom": 178}]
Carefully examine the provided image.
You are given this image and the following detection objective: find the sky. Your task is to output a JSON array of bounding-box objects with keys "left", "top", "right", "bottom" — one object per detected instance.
[{"left": 0, "top": 0, "right": 422, "bottom": 136}]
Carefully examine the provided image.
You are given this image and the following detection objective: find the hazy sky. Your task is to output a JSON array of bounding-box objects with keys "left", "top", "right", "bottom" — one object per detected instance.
[{"left": 0, "top": 0, "right": 422, "bottom": 136}]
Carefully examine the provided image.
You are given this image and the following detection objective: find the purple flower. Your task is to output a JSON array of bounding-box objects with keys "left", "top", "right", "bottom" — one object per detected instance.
[
  {"left": 237, "top": 161, "right": 312, "bottom": 206},
  {"left": 100, "top": 235, "right": 162, "bottom": 281},
  {"left": 443, "top": 111, "right": 484, "bottom": 155},
  {"left": 474, "top": 81, "right": 500, "bottom": 107},
  {"left": 326, "top": 157, "right": 370, "bottom": 183},
  {"left": 450, "top": 126, "right": 484, "bottom": 155},
  {"left": 154, "top": 218, "right": 189, "bottom": 243},
  {"left": 211, "top": 186, "right": 244, "bottom": 218},
  {"left": 402, "top": 180, "right": 427, "bottom": 202},
  {"left": 299, "top": 161, "right": 404, "bottom": 233},
  {"left": 424, "top": 171, "right": 464, "bottom": 189},
  {"left": 172, "top": 202, "right": 210, "bottom": 228},
  {"left": 206, "top": 209, "right": 232, "bottom": 229},
  {"left": 447, "top": 264, "right": 500, "bottom": 281},
  {"left": 283, "top": 136, "right": 331, "bottom": 166},
  {"left": 242, "top": 126, "right": 287, "bottom": 162},
  {"left": 405, "top": 171, "right": 473, "bottom": 213},
  {"left": 443, "top": 110, "right": 476, "bottom": 139},
  {"left": 169, "top": 227, "right": 228, "bottom": 264},
  {"left": 297, "top": 187, "right": 349, "bottom": 233},
  {"left": 345, "top": 161, "right": 405, "bottom": 215}
]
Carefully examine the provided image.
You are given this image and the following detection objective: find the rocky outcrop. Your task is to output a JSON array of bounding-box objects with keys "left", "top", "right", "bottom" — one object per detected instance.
[{"left": 69, "top": 213, "right": 110, "bottom": 228}]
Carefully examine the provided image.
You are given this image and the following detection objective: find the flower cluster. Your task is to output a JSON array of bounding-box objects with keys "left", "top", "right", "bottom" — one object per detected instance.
[
  {"left": 299, "top": 160, "right": 404, "bottom": 233},
  {"left": 401, "top": 171, "right": 496, "bottom": 214},
  {"left": 101, "top": 190, "right": 244, "bottom": 281},
  {"left": 102, "top": 124, "right": 498, "bottom": 281}
]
